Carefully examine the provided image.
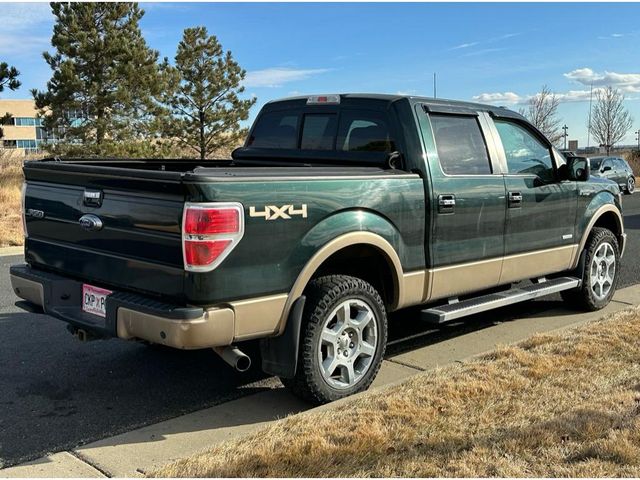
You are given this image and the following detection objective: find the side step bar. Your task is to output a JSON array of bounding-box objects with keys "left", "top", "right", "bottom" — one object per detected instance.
[{"left": 421, "top": 276, "right": 581, "bottom": 324}]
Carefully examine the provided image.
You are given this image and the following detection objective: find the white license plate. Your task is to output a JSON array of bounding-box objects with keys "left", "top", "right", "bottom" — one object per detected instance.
[{"left": 82, "top": 284, "right": 112, "bottom": 318}]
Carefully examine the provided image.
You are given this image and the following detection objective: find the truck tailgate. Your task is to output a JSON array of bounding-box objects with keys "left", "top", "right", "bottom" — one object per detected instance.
[{"left": 23, "top": 161, "right": 186, "bottom": 302}]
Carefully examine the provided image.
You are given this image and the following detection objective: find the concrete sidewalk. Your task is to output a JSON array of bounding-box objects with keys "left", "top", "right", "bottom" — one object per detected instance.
[{"left": 2, "top": 285, "right": 638, "bottom": 478}]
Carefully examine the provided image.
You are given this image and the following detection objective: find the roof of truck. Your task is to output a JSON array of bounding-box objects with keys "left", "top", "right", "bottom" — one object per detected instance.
[{"left": 267, "top": 93, "right": 523, "bottom": 118}]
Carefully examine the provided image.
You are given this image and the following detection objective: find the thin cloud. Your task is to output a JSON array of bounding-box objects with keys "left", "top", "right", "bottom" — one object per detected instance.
[
  {"left": 449, "top": 42, "right": 479, "bottom": 51},
  {"left": 0, "top": 3, "right": 52, "bottom": 56},
  {"left": 449, "top": 32, "right": 521, "bottom": 54},
  {"left": 243, "top": 68, "right": 331, "bottom": 88}
]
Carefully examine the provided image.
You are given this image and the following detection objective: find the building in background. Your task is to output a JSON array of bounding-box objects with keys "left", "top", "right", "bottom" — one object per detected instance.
[{"left": 0, "top": 99, "right": 55, "bottom": 155}]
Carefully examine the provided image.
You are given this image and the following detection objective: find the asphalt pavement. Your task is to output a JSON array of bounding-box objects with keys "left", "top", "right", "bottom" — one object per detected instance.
[{"left": 1, "top": 193, "right": 639, "bottom": 468}]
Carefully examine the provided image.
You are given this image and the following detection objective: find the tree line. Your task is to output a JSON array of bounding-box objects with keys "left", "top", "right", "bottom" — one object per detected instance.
[
  {"left": 520, "top": 84, "right": 633, "bottom": 155},
  {"left": 3, "top": 2, "right": 254, "bottom": 159}
]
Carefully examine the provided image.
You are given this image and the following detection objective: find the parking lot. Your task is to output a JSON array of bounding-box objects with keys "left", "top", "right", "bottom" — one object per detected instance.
[{"left": 1, "top": 193, "right": 638, "bottom": 469}]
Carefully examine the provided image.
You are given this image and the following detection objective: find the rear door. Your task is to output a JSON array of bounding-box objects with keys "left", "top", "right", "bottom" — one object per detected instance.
[
  {"left": 417, "top": 105, "right": 506, "bottom": 299},
  {"left": 489, "top": 117, "right": 578, "bottom": 283}
]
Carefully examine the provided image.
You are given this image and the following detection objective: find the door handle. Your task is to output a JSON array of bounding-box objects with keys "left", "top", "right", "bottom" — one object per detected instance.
[
  {"left": 438, "top": 194, "right": 456, "bottom": 214},
  {"left": 508, "top": 191, "right": 522, "bottom": 208}
]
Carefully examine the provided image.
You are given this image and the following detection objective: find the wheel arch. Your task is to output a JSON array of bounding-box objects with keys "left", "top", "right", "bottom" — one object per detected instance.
[
  {"left": 574, "top": 203, "right": 624, "bottom": 267},
  {"left": 275, "top": 231, "right": 405, "bottom": 336}
]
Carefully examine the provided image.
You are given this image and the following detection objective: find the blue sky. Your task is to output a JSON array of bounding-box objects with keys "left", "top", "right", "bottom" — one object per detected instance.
[{"left": 2, "top": 2, "right": 640, "bottom": 146}]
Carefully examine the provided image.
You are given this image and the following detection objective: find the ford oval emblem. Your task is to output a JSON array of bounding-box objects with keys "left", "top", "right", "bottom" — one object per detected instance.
[{"left": 79, "top": 214, "right": 103, "bottom": 232}]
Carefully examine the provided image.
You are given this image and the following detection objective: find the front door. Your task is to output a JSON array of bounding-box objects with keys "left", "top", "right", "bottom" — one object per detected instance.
[{"left": 490, "top": 117, "right": 578, "bottom": 283}]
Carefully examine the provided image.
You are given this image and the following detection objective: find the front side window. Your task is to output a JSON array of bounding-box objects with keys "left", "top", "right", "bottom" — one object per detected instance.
[
  {"left": 431, "top": 114, "right": 492, "bottom": 175},
  {"left": 337, "top": 110, "right": 395, "bottom": 152},
  {"left": 495, "top": 120, "right": 554, "bottom": 182},
  {"left": 248, "top": 111, "right": 299, "bottom": 149}
]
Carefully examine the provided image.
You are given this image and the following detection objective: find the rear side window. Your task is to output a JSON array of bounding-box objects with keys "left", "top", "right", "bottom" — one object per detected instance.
[
  {"left": 300, "top": 114, "right": 337, "bottom": 150},
  {"left": 248, "top": 111, "right": 298, "bottom": 149},
  {"left": 430, "top": 114, "right": 492, "bottom": 175},
  {"left": 337, "top": 110, "right": 395, "bottom": 152}
]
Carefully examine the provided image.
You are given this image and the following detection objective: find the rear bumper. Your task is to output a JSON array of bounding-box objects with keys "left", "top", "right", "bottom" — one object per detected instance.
[{"left": 9, "top": 264, "right": 235, "bottom": 348}]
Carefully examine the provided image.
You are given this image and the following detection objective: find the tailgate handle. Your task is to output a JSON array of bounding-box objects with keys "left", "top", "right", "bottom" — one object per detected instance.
[{"left": 83, "top": 190, "right": 103, "bottom": 207}]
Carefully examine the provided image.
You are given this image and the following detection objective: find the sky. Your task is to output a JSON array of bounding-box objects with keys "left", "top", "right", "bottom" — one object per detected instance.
[{"left": 2, "top": 2, "right": 640, "bottom": 147}]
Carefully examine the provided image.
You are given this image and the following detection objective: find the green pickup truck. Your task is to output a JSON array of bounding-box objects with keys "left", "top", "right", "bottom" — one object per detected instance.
[{"left": 10, "top": 94, "right": 626, "bottom": 404}]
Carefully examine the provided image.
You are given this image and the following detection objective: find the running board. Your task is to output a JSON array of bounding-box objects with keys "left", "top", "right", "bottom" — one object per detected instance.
[{"left": 421, "top": 276, "right": 581, "bottom": 324}]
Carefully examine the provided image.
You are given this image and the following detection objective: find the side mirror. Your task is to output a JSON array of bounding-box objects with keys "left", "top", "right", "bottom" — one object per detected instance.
[
  {"left": 602, "top": 165, "right": 612, "bottom": 172},
  {"left": 568, "top": 157, "right": 590, "bottom": 181}
]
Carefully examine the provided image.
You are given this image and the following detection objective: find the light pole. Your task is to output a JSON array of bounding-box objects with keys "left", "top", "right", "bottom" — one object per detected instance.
[
  {"left": 636, "top": 129, "right": 640, "bottom": 151},
  {"left": 562, "top": 125, "right": 569, "bottom": 150}
]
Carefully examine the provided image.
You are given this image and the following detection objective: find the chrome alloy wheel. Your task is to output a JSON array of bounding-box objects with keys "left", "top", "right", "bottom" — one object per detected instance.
[
  {"left": 628, "top": 177, "right": 635, "bottom": 193},
  {"left": 318, "top": 299, "right": 378, "bottom": 390},
  {"left": 590, "top": 242, "right": 616, "bottom": 301}
]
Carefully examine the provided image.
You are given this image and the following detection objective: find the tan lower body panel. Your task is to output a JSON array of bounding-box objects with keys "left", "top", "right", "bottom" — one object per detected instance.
[
  {"left": 229, "top": 294, "right": 288, "bottom": 341},
  {"left": 10, "top": 274, "right": 44, "bottom": 307},
  {"left": 116, "top": 307, "right": 236, "bottom": 349},
  {"left": 499, "top": 245, "right": 578, "bottom": 285},
  {"left": 397, "top": 244, "right": 580, "bottom": 307}
]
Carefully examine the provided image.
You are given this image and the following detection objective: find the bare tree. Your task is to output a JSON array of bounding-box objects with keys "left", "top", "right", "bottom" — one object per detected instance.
[
  {"left": 589, "top": 86, "right": 633, "bottom": 154},
  {"left": 519, "top": 85, "right": 563, "bottom": 145}
]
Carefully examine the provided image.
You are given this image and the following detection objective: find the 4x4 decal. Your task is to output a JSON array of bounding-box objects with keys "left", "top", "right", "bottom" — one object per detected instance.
[{"left": 249, "top": 204, "right": 308, "bottom": 220}]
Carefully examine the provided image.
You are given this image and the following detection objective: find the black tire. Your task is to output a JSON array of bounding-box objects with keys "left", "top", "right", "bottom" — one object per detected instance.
[
  {"left": 625, "top": 176, "right": 635, "bottom": 195},
  {"left": 281, "top": 275, "right": 388, "bottom": 405},
  {"left": 561, "top": 227, "right": 620, "bottom": 311}
]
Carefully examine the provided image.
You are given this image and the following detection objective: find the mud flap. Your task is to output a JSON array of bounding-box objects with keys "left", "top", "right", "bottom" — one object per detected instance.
[{"left": 259, "top": 296, "right": 306, "bottom": 379}]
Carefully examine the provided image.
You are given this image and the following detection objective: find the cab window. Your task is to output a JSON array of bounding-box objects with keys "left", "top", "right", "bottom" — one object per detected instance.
[
  {"left": 430, "top": 114, "right": 492, "bottom": 175},
  {"left": 494, "top": 119, "right": 554, "bottom": 182},
  {"left": 300, "top": 114, "right": 337, "bottom": 150},
  {"left": 248, "top": 111, "right": 298, "bottom": 149},
  {"left": 336, "top": 110, "right": 395, "bottom": 152}
]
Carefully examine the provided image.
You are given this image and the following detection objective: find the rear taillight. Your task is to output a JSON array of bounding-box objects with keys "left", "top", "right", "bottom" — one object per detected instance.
[
  {"left": 182, "top": 203, "right": 244, "bottom": 272},
  {"left": 21, "top": 182, "right": 28, "bottom": 238}
]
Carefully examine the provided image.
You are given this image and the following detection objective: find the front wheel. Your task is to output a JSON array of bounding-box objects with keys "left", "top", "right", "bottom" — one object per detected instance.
[
  {"left": 281, "top": 275, "right": 388, "bottom": 405},
  {"left": 561, "top": 227, "right": 620, "bottom": 311},
  {"left": 626, "top": 176, "right": 635, "bottom": 194}
]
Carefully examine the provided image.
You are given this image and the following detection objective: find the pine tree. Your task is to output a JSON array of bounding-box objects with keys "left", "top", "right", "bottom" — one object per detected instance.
[
  {"left": 32, "top": 2, "right": 170, "bottom": 150},
  {"left": 0, "top": 62, "right": 20, "bottom": 139},
  {"left": 162, "top": 27, "right": 255, "bottom": 159},
  {"left": 0, "top": 62, "right": 21, "bottom": 94}
]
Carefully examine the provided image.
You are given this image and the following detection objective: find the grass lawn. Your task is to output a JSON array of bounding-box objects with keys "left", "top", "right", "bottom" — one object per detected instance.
[
  {"left": 152, "top": 306, "right": 640, "bottom": 478},
  {"left": 0, "top": 154, "right": 24, "bottom": 247}
]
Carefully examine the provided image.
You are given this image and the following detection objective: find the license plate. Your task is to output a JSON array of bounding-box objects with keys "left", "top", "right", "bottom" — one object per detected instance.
[{"left": 82, "top": 284, "right": 112, "bottom": 318}]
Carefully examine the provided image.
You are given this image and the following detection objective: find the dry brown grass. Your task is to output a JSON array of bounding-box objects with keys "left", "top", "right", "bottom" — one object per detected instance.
[
  {"left": 0, "top": 151, "right": 25, "bottom": 247},
  {"left": 152, "top": 306, "right": 640, "bottom": 478},
  {"left": 623, "top": 150, "right": 640, "bottom": 176}
]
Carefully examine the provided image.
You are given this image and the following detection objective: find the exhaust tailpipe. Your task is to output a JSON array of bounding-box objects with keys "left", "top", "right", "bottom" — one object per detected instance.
[
  {"left": 213, "top": 346, "right": 251, "bottom": 372},
  {"left": 77, "top": 329, "right": 88, "bottom": 342}
]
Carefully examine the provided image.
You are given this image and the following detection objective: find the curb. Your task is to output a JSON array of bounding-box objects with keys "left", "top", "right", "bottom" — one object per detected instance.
[{"left": 0, "top": 246, "right": 23, "bottom": 257}]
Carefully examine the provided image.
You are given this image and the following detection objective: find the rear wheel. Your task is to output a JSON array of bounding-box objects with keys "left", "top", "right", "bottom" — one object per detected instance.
[
  {"left": 281, "top": 275, "right": 387, "bottom": 405},
  {"left": 561, "top": 227, "right": 619, "bottom": 311},
  {"left": 626, "top": 176, "right": 635, "bottom": 194}
]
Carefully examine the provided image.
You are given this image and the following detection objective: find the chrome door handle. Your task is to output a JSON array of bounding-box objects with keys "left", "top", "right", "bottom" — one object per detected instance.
[
  {"left": 508, "top": 191, "right": 522, "bottom": 208},
  {"left": 438, "top": 194, "right": 456, "bottom": 213}
]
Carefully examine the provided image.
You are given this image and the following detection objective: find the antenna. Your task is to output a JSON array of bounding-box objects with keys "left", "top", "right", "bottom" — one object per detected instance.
[
  {"left": 587, "top": 82, "right": 593, "bottom": 149},
  {"left": 433, "top": 72, "right": 437, "bottom": 99}
]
